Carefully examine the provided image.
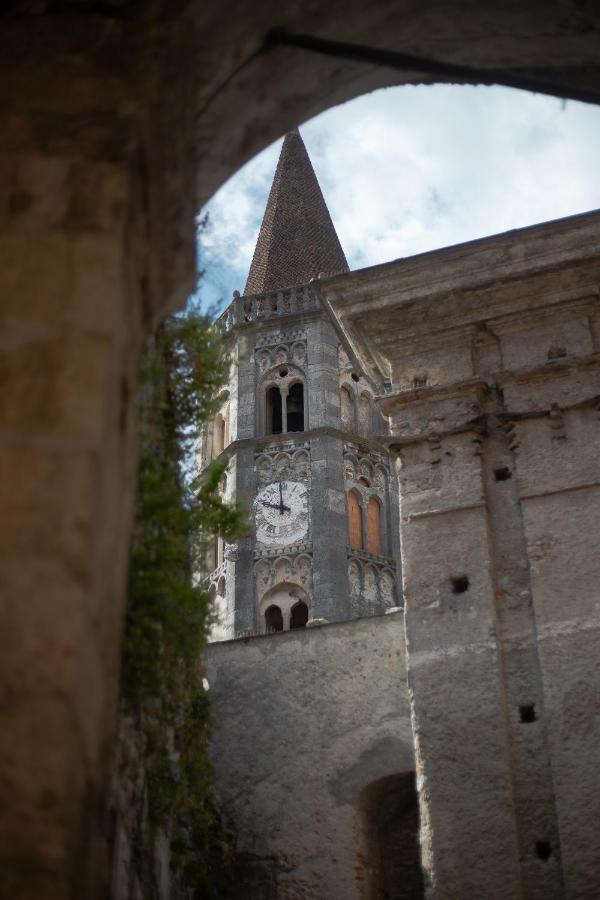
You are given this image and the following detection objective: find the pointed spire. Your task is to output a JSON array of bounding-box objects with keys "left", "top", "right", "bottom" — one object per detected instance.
[{"left": 244, "top": 130, "right": 349, "bottom": 295}]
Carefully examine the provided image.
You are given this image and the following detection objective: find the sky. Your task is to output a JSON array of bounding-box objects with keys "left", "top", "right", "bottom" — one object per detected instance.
[{"left": 194, "top": 83, "right": 600, "bottom": 313}]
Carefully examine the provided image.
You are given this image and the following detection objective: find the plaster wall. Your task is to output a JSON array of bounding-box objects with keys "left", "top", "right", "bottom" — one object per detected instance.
[{"left": 205, "top": 612, "right": 414, "bottom": 900}]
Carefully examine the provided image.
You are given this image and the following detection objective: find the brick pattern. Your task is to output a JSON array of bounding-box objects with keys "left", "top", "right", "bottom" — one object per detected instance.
[{"left": 244, "top": 130, "right": 348, "bottom": 295}]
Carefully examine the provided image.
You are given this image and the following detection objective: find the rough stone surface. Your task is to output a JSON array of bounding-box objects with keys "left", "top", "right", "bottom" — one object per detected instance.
[
  {"left": 3, "top": 3, "right": 600, "bottom": 898},
  {"left": 245, "top": 131, "right": 348, "bottom": 294},
  {"left": 205, "top": 613, "right": 414, "bottom": 900},
  {"left": 322, "top": 209, "right": 600, "bottom": 899}
]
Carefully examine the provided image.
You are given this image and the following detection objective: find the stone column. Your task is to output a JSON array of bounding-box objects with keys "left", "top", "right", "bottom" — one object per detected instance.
[{"left": 306, "top": 317, "right": 349, "bottom": 621}]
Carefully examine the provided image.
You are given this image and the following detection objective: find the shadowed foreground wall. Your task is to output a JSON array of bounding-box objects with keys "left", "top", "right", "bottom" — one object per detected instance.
[
  {"left": 3, "top": 3, "right": 600, "bottom": 898},
  {"left": 205, "top": 612, "right": 415, "bottom": 900}
]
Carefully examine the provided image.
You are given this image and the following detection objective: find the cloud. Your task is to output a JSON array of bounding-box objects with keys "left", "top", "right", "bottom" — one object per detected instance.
[{"left": 196, "top": 84, "right": 600, "bottom": 312}]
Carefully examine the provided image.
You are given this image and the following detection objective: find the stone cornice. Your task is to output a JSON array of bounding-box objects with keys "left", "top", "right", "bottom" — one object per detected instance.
[{"left": 317, "top": 209, "right": 600, "bottom": 382}]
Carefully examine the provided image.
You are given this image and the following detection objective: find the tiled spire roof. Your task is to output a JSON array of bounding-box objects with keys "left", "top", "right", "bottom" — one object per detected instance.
[{"left": 244, "top": 130, "right": 349, "bottom": 295}]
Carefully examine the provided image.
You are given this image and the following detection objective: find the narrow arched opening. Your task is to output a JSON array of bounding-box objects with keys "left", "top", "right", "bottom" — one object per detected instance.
[
  {"left": 367, "top": 496, "right": 382, "bottom": 556},
  {"left": 290, "top": 600, "right": 308, "bottom": 630},
  {"left": 264, "top": 605, "right": 284, "bottom": 633},
  {"left": 359, "top": 773, "right": 424, "bottom": 899},
  {"left": 348, "top": 489, "right": 363, "bottom": 550},
  {"left": 286, "top": 382, "right": 304, "bottom": 432},
  {"left": 266, "top": 386, "right": 283, "bottom": 434}
]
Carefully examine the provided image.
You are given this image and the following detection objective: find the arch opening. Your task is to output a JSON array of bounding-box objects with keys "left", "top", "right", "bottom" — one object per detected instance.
[
  {"left": 348, "top": 488, "right": 363, "bottom": 550},
  {"left": 266, "top": 385, "right": 283, "bottom": 434},
  {"left": 290, "top": 600, "right": 309, "bottom": 630},
  {"left": 286, "top": 382, "right": 304, "bottom": 432},
  {"left": 265, "top": 604, "right": 284, "bottom": 633},
  {"left": 359, "top": 773, "right": 424, "bottom": 900},
  {"left": 367, "top": 496, "right": 382, "bottom": 556}
]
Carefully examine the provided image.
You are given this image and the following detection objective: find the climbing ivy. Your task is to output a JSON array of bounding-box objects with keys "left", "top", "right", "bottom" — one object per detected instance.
[{"left": 122, "top": 306, "right": 247, "bottom": 899}]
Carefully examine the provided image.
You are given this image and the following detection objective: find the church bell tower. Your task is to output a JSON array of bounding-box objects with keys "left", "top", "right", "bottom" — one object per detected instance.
[{"left": 201, "top": 130, "right": 401, "bottom": 640}]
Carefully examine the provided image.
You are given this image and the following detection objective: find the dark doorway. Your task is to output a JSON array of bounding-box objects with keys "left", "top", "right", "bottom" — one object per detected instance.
[
  {"left": 266, "top": 386, "right": 283, "bottom": 434},
  {"left": 290, "top": 600, "right": 309, "bottom": 629},
  {"left": 359, "top": 773, "right": 424, "bottom": 899},
  {"left": 264, "top": 605, "right": 283, "bottom": 633},
  {"left": 286, "top": 382, "right": 304, "bottom": 432}
]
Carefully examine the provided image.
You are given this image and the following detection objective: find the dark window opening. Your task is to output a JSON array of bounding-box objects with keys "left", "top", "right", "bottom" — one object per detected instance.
[
  {"left": 266, "top": 386, "right": 283, "bottom": 434},
  {"left": 494, "top": 466, "right": 512, "bottom": 481},
  {"left": 535, "top": 841, "right": 552, "bottom": 861},
  {"left": 287, "top": 382, "right": 304, "bottom": 432},
  {"left": 351, "top": 372, "right": 360, "bottom": 382},
  {"left": 279, "top": 367, "right": 288, "bottom": 377},
  {"left": 290, "top": 601, "right": 309, "bottom": 630},
  {"left": 265, "top": 605, "right": 283, "bottom": 633},
  {"left": 451, "top": 575, "right": 470, "bottom": 594},
  {"left": 520, "top": 704, "right": 537, "bottom": 723}
]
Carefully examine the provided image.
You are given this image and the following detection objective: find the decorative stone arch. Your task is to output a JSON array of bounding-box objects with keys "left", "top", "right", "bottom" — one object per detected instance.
[
  {"left": 373, "top": 465, "right": 387, "bottom": 496},
  {"left": 260, "top": 361, "right": 306, "bottom": 436},
  {"left": 274, "top": 451, "right": 293, "bottom": 480},
  {"left": 344, "top": 452, "right": 359, "bottom": 482},
  {"left": 366, "top": 495, "right": 383, "bottom": 556},
  {"left": 217, "top": 575, "right": 226, "bottom": 597},
  {"left": 293, "top": 553, "right": 312, "bottom": 587},
  {"left": 348, "top": 488, "right": 364, "bottom": 550},
  {"left": 291, "top": 449, "right": 310, "bottom": 480},
  {"left": 379, "top": 568, "right": 397, "bottom": 611},
  {"left": 363, "top": 563, "right": 379, "bottom": 612},
  {"left": 256, "top": 453, "right": 274, "bottom": 485},
  {"left": 348, "top": 557, "right": 363, "bottom": 616},
  {"left": 259, "top": 582, "right": 311, "bottom": 633},
  {"left": 273, "top": 555, "right": 294, "bottom": 584}
]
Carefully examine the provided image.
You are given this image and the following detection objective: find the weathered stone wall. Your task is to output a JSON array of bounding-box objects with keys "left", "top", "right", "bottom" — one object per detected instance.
[
  {"left": 205, "top": 612, "right": 414, "bottom": 900},
  {"left": 323, "top": 211, "right": 600, "bottom": 899}
]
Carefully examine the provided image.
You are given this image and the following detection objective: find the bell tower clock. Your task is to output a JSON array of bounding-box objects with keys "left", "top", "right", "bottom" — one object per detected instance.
[{"left": 200, "top": 130, "right": 401, "bottom": 641}]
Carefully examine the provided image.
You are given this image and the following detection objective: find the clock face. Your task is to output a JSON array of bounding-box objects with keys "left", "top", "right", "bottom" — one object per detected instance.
[{"left": 254, "top": 481, "right": 309, "bottom": 546}]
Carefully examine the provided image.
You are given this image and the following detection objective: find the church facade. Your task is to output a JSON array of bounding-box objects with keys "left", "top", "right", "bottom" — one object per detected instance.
[{"left": 202, "top": 132, "right": 600, "bottom": 900}]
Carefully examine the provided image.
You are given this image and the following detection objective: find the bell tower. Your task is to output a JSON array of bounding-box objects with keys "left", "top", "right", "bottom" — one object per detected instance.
[{"left": 201, "top": 131, "right": 401, "bottom": 640}]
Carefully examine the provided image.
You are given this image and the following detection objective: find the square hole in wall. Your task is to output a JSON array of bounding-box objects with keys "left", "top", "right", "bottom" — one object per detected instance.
[
  {"left": 519, "top": 704, "right": 536, "bottom": 723},
  {"left": 451, "top": 575, "right": 470, "bottom": 594},
  {"left": 494, "top": 467, "right": 512, "bottom": 481},
  {"left": 535, "top": 840, "right": 552, "bottom": 861}
]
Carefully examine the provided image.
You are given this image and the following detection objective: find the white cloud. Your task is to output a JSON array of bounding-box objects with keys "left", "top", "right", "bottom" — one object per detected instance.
[{"left": 196, "top": 84, "right": 600, "bottom": 311}]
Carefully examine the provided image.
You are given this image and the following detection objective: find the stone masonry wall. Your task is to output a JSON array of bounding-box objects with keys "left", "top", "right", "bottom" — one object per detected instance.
[{"left": 205, "top": 612, "right": 414, "bottom": 900}]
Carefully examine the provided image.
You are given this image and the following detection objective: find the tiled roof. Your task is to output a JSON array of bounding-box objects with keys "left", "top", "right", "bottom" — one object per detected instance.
[{"left": 244, "top": 130, "right": 349, "bottom": 295}]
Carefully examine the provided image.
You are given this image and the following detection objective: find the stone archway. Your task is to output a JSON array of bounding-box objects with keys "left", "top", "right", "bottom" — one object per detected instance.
[
  {"left": 359, "top": 773, "right": 424, "bottom": 900},
  {"left": 3, "top": 4, "right": 600, "bottom": 898}
]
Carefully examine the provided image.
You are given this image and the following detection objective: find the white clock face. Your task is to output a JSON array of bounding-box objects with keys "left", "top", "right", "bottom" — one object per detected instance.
[{"left": 254, "top": 481, "right": 309, "bottom": 546}]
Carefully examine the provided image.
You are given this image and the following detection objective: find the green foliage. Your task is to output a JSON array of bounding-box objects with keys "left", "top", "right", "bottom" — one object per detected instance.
[{"left": 122, "top": 306, "right": 247, "bottom": 898}]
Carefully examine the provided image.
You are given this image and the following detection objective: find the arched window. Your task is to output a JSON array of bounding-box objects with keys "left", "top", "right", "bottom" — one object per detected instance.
[
  {"left": 213, "top": 413, "right": 224, "bottom": 455},
  {"left": 219, "top": 415, "right": 226, "bottom": 450},
  {"left": 290, "top": 600, "right": 309, "bottom": 630},
  {"left": 286, "top": 382, "right": 304, "bottom": 432},
  {"left": 367, "top": 496, "right": 382, "bottom": 555},
  {"left": 266, "top": 386, "right": 283, "bottom": 434},
  {"left": 265, "top": 605, "right": 283, "bottom": 633},
  {"left": 348, "top": 489, "right": 363, "bottom": 550},
  {"left": 341, "top": 385, "right": 354, "bottom": 430}
]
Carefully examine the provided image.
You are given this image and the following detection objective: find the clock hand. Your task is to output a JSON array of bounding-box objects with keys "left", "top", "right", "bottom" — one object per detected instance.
[
  {"left": 278, "top": 481, "right": 284, "bottom": 513},
  {"left": 261, "top": 501, "right": 282, "bottom": 510}
]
